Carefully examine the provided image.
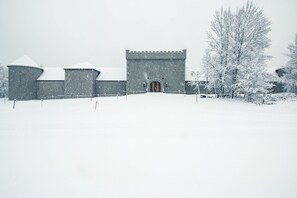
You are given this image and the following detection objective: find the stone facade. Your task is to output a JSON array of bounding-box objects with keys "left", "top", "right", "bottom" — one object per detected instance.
[
  {"left": 126, "top": 50, "right": 186, "bottom": 94},
  {"left": 8, "top": 66, "right": 43, "bottom": 100},
  {"left": 37, "top": 81, "right": 64, "bottom": 99},
  {"left": 64, "top": 69, "right": 99, "bottom": 97},
  {"left": 95, "top": 81, "right": 126, "bottom": 96},
  {"left": 8, "top": 51, "right": 286, "bottom": 100}
]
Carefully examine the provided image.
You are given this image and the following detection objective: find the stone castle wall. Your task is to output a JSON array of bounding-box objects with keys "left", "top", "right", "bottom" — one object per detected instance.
[
  {"left": 126, "top": 50, "right": 186, "bottom": 94},
  {"left": 95, "top": 81, "right": 126, "bottom": 96},
  {"left": 37, "top": 81, "right": 65, "bottom": 99},
  {"left": 8, "top": 66, "right": 43, "bottom": 100},
  {"left": 64, "top": 69, "right": 99, "bottom": 97},
  {"left": 126, "top": 50, "right": 187, "bottom": 60}
]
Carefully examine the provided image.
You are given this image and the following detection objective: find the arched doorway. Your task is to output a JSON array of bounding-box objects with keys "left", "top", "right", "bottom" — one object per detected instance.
[{"left": 150, "top": 81, "right": 161, "bottom": 92}]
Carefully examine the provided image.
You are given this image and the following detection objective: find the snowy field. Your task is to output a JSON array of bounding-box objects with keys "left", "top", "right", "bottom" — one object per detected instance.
[{"left": 0, "top": 93, "right": 297, "bottom": 198}]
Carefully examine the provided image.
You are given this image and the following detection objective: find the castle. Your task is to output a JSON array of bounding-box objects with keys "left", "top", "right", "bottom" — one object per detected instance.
[{"left": 7, "top": 49, "right": 204, "bottom": 100}]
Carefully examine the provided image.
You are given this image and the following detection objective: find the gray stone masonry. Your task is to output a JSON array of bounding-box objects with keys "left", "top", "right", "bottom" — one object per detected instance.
[
  {"left": 37, "top": 81, "right": 64, "bottom": 99},
  {"left": 95, "top": 81, "right": 127, "bottom": 96},
  {"left": 126, "top": 50, "right": 187, "bottom": 60},
  {"left": 126, "top": 50, "right": 186, "bottom": 94},
  {"left": 64, "top": 69, "right": 99, "bottom": 97},
  {"left": 8, "top": 66, "right": 43, "bottom": 100}
]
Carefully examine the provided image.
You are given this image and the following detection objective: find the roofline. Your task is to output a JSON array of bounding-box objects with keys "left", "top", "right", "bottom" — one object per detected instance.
[
  {"left": 36, "top": 80, "right": 64, "bottom": 81},
  {"left": 96, "top": 80, "right": 127, "bottom": 81},
  {"left": 7, "top": 65, "right": 43, "bottom": 70},
  {"left": 64, "top": 68, "right": 100, "bottom": 72},
  {"left": 126, "top": 49, "right": 187, "bottom": 60}
]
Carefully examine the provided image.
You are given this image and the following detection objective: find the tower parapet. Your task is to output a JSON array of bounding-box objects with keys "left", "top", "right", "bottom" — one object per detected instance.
[{"left": 126, "top": 49, "right": 186, "bottom": 60}]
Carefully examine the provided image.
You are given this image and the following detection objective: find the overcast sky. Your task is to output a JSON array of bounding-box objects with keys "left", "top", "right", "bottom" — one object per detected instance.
[{"left": 0, "top": 0, "right": 296, "bottom": 69}]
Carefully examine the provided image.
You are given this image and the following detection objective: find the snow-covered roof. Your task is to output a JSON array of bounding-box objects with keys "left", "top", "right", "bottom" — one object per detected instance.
[
  {"left": 185, "top": 67, "right": 206, "bottom": 81},
  {"left": 37, "top": 68, "right": 65, "bottom": 81},
  {"left": 7, "top": 55, "right": 41, "bottom": 68},
  {"left": 96, "top": 67, "right": 126, "bottom": 81},
  {"left": 64, "top": 62, "right": 99, "bottom": 72}
]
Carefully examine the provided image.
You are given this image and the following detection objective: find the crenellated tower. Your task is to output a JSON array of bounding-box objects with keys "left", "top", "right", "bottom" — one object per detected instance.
[{"left": 126, "top": 49, "right": 186, "bottom": 94}]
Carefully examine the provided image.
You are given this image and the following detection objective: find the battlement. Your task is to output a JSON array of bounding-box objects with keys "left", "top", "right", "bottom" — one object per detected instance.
[{"left": 126, "top": 49, "right": 187, "bottom": 60}]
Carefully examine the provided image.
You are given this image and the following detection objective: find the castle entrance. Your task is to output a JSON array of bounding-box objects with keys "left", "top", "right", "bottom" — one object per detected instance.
[{"left": 150, "top": 81, "right": 161, "bottom": 92}]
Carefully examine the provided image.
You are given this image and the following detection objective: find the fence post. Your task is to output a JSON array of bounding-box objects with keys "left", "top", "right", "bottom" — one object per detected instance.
[
  {"left": 13, "top": 99, "right": 16, "bottom": 109},
  {"left": 41, "top": 99, "right": 43, "bottom": 108},
  {"left": 95, "top": 101, "right": 98, "bottom": 111},
  {"left": 196, "top": 92, "right": 198, "bottom": 103}
]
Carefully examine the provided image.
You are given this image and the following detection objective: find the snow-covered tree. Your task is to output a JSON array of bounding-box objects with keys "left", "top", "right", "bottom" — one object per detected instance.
[
  {"left": 188, "top": 71, "right": 202, "bottom": 94},
  {"left": 230, "top": 1, "right": 271, "bottom": 98},
  {"left": 203, "top": 8, "right": 233, "bottom": 97},
  {"left": 202, "top": 1, "right": 272, "bottom": 102},
  {"left": 283, "top": 33, "right": 297, "bottom": 93},
  {"left": 233, "top": 56, "right": 274, "bottom": 102}
]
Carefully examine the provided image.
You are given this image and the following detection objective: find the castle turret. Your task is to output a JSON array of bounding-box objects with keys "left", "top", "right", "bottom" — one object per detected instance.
[{"left": 7, "top": 55, "right": 43, "bottom": 100}]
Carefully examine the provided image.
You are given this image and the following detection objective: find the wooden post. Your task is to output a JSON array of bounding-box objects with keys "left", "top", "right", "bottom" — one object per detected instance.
[
  {"left": 13, "top": 99, "right": 16, "bottom": 109},
  {"left": 196, "top": 92, "right": 198, "bottom": 103},
  {"left": 95, "top": 101, "right": 98, "bottom": 111}
]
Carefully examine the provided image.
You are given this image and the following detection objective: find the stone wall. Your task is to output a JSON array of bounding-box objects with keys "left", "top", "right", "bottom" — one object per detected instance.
[
  {"left": 126, "top": 50, "right": 187, "bottom": 60},
  {"left": 64, "top": 69, "right": 99, "bottom": 97},
  {"left": 37, "top": 81, "right": 64, "bottom": 99},
  {"left": 8, "top": 66, "right": 43, "bottom": 100},
  {"left": 95, "top": 81, "right": 126, "bottom": 96},
  {"left": 126, "top": 50, "right": 186, "bottom": 94}
]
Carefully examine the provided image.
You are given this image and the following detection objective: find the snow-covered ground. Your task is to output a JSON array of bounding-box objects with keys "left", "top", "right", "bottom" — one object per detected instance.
[{"left": 0, "top": 93, "right": 297, "bottom": 198}]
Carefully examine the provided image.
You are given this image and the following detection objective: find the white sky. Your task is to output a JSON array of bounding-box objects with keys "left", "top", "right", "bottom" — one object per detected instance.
[{"left": 0, "top": 0, "right": 296, "bottom": 69}]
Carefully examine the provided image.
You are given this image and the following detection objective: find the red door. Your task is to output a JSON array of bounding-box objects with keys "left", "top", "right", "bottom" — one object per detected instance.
[{"left": 150, "top": 82, "right": 161, "bottom": 92}]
